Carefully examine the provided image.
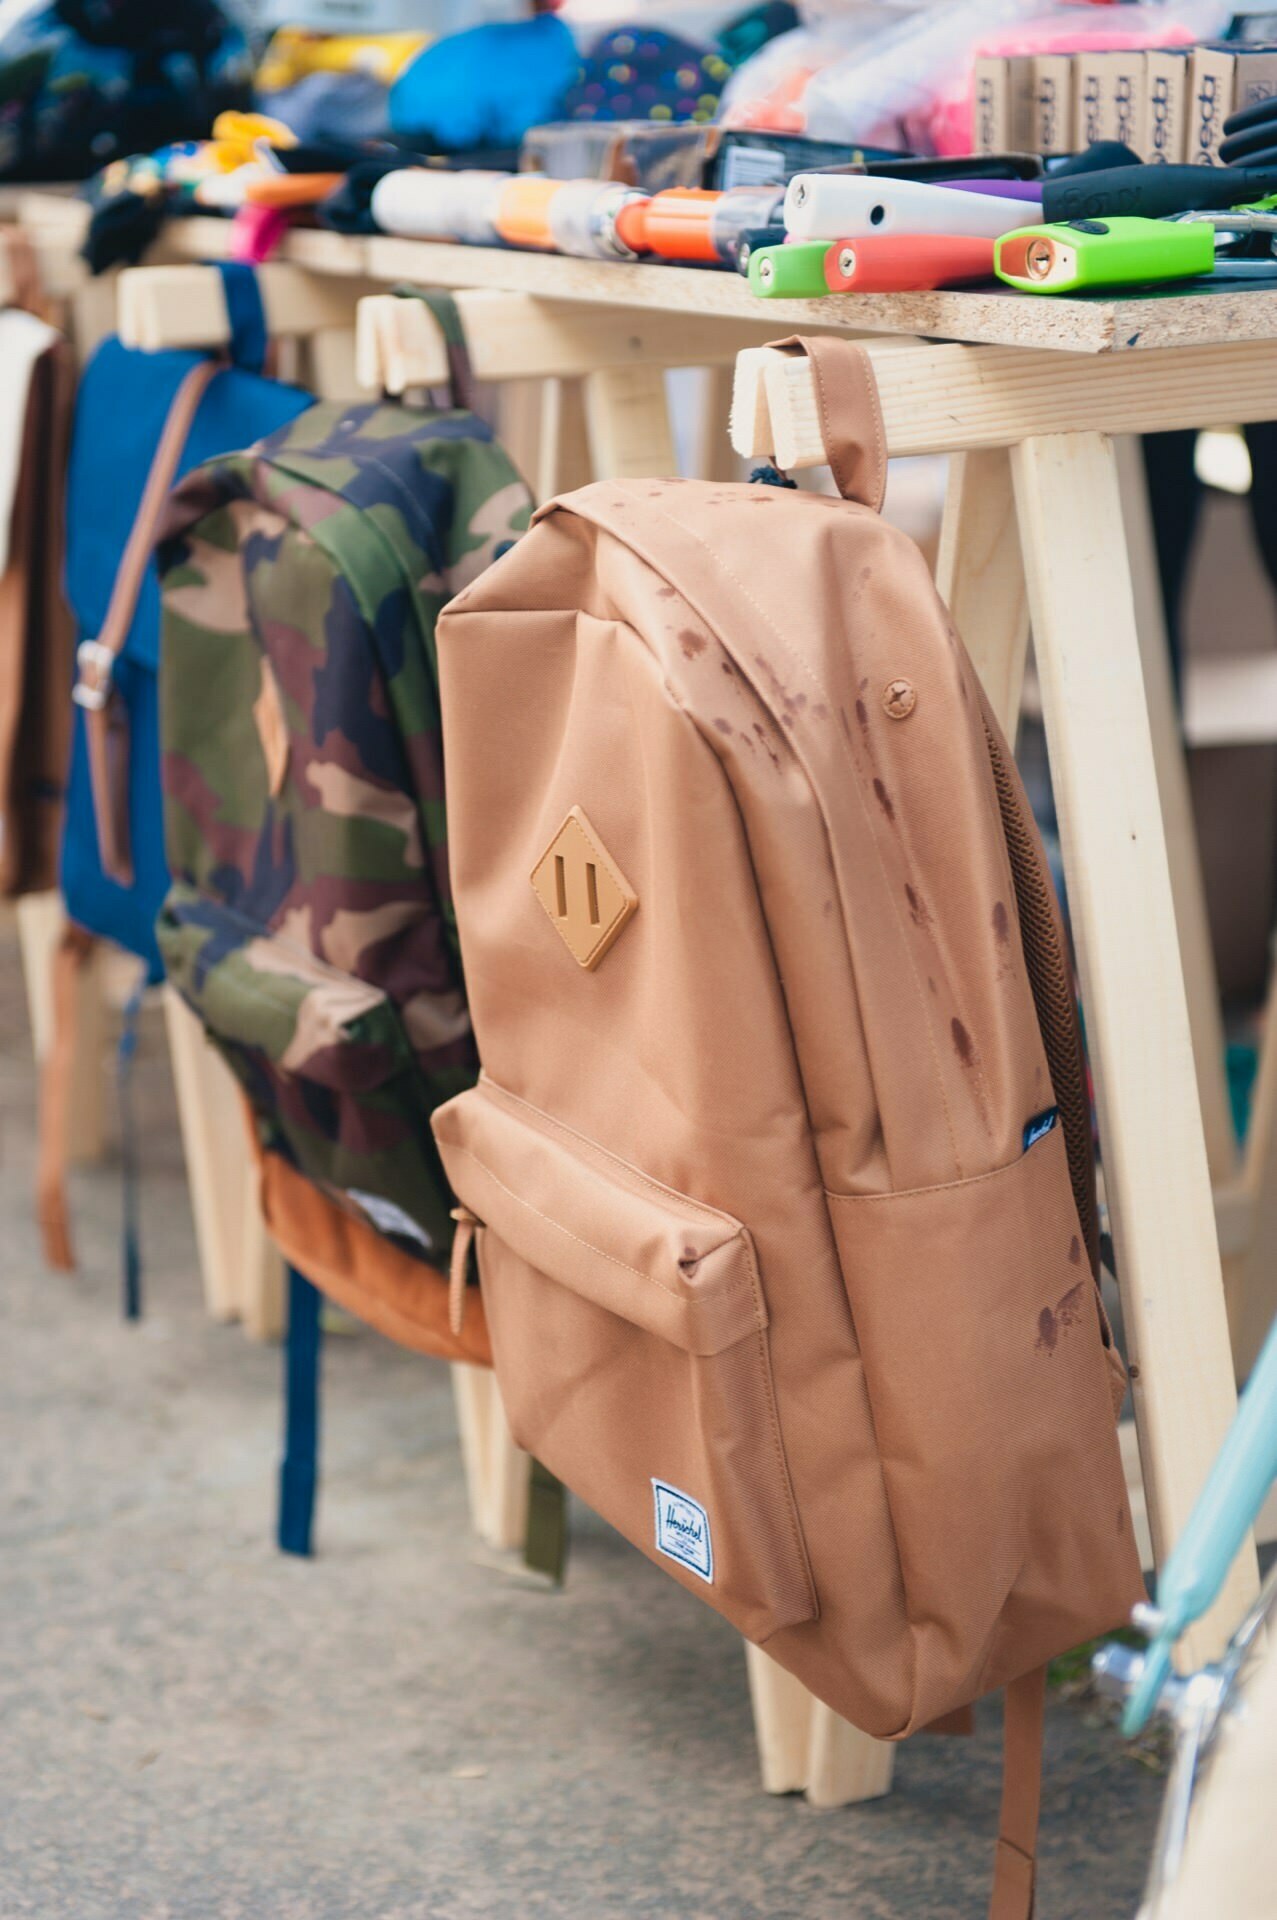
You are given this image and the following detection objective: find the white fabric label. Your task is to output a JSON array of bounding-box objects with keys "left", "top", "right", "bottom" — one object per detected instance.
[
  {"left": 652, "top": 1479, "right": 713, "bottom": 1583},
  {"left": 345, "top": 1188, "right": 434, "bottom": 1254}
]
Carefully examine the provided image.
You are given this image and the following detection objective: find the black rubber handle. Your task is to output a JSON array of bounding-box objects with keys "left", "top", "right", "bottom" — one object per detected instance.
[
  {"left": 1220, "top": 132, "right": 1277, "bottom": 168},
  {"left": 1224, "top": 94, "right": 1277, "bottom": 137},
  {"left": 1043, "top": 162, "right": 1277, "bottom": 221}
]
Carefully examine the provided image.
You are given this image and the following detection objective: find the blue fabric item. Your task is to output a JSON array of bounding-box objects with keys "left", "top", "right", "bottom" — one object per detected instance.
[
  {"left": 218, "top": 261, "right": 267, "bottom": 375},
  {"left": 60, "top": 301, "right": 312, "bottom": 980},
  {"left": 389, "top": 15, "right": 578, "bottom": 152},
  {"left": 260, "top": 71, "right": 392, "bottom": 148},
  {"left": 278, "top": 1267, "right": 322, "bottom": 1558}
]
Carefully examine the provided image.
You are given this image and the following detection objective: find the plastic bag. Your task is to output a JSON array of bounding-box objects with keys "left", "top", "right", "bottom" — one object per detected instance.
[{"left": 720, "top": 0, "right": 1234, "bottom": 155}]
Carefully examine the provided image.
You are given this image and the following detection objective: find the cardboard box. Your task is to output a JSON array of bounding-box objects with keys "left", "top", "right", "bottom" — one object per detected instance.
[
  {"left": 972, "top": 55, "right": 1034, "bottom": 154},
  {"left": 1232, "top": 45, "right": 1277, "bottom": 115},
  {"left": 1030, "top": 53, "right": 1074, "bottom": 156},
  {"left": 971, "top": 58, "right": 1003, "bottom": 155},
  {"left": 1072, "top": 49, "right": 1147, "bottom": 152},
  {"left": 1145, "top": 48, "right": 1190, "bottom": 164},
  {"left": 1110, "top": 50, "right": 1147, "bottom": 155},
  {"left": 1189, "top": 44, "right": 1236, "bottom": 164},
  {"left": 1073, "top": 48, "right": 1108, "bottom": 150}
]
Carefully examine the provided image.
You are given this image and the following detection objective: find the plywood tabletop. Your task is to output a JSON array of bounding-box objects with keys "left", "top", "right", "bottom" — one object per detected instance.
[
  {"left": 12, "top": 194, "right": 1277, "bottom": 358},
  {"left": 170, "top": 220, "right": 1277, "bottom": 356}
]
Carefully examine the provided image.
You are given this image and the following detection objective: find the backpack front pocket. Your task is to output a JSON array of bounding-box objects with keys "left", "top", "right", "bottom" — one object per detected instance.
[
  {"left": 432, "top": 1075, "right": 817, "bottom": 1642},
  {"left": 159, "top": 884, "right": 455, "bottom": 1262}
]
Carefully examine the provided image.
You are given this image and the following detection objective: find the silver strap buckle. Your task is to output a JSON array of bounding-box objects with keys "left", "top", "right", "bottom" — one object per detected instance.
[{"left": 72, "top": 639, "right": 115, "bottom": 711}]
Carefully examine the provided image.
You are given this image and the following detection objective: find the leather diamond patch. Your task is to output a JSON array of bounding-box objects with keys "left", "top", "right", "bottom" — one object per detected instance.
[{"left": 530, "top": 806, "right": 638, "bottom": 971}]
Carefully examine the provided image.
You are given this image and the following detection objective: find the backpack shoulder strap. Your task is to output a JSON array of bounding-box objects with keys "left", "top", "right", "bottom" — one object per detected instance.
[
  {"left": 73, "top": 356, "right": 219, "bottom": 886},
  {"left": 975, "top": 683, "right": 1101, "bottom": 1277}
]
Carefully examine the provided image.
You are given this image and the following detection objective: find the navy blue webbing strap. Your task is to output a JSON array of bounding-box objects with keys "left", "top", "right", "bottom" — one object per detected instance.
[
  {"left": 278, "top": 1266, "right": 322, "bottom": 1556},
  {"left": 117, "top": 977, "right": 145, "bottom": 1321},
  {"left": 215, "top": 262, "right": 268, "bottom": 375}
]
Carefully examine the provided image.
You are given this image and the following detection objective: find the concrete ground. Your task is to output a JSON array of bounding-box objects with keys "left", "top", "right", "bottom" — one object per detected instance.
[{"left": 0, "top": 915, "right": 1163, "bottom": 1920}]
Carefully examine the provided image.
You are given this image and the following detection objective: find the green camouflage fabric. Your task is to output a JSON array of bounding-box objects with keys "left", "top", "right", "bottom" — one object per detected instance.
[{"left": 156, "top": 400, "right": 531, "bottom": 1264}]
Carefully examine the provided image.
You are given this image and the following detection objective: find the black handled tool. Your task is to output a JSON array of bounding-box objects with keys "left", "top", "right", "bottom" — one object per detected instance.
[{"left": 1043, "top": 162, "right": 1277, "bottom": 222}]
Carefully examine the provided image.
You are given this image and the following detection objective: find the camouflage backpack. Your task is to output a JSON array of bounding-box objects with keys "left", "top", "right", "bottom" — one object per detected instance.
[{"left": 155, "top": 335, "right": 531, "bottom": 1363}]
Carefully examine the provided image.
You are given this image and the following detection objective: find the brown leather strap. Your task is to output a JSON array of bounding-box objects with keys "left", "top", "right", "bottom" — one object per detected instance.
[
  {"left": 449, "top": 1205, "right": 478, "bottom": 1336},
  {"left": 36, "top": 921, "right": 96, "bottom": 1271},
  {"left": 764, "top": 334, "right": 887, "bottom": 511},
  {"left": 75, "top": 357, "right": 220, "bottom": 886},
  {"left": 989, "top": 1667, "right": 1047, "bottom": 1920}
]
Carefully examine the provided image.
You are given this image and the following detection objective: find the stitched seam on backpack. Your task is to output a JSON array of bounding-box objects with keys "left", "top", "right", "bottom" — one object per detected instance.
[
  {"left": 632, "top": 500, "right": 964, "bottom": 1185},
  {"left": 447, "top": 1141, "right": 755, "bottom": 1310},
  {"left": 824, "top": 1137, "right": 1054, "bottom": 1206},
  {"left": 476, "top": 1076, "right": 747, "bottom": 1235}
]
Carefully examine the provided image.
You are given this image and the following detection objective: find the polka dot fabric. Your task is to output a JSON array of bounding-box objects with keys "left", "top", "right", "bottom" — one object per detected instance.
[{"left": 564, "top": 27, "right": 732, "bottom": 124}]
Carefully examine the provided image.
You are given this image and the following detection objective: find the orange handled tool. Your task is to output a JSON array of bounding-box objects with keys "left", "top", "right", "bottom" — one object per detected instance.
[
  {"left": 822, "top": 233, "right": 996, "bottom": 293},
  {"left": 243, "top": 171, "right": 345, "bottom": 209},
  {"left": 615, "top": 188, "right": 721, "bottom": 263}
]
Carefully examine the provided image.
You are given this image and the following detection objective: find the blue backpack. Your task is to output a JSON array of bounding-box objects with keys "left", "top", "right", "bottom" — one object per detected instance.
[
  {"left": 61, "top": 266, "right": 314, "bottom": 978},
  {"left": 45, "top": 265, "right": 313, "bottom": 1306}
]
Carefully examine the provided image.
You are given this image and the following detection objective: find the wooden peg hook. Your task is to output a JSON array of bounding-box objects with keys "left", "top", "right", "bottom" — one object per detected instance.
[{"left": 354, "top": 293, "right": 450, "bottom": 395}]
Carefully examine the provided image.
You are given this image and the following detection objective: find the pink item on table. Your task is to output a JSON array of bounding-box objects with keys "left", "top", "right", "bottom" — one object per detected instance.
[{"left": 229, "top": 203, "right": 292, "bottom": 265}]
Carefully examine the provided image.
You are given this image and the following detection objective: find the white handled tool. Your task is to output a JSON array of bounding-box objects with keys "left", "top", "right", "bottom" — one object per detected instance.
[
  {"left": 370, "top": 168, "right": 511, "bottom": 245},
  {"left": 783, "top": 173, "right": 1044, "bottom": 242}
]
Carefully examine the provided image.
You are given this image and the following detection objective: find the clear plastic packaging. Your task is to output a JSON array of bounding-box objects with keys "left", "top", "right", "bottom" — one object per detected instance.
[
  {"left": 720, "top": 0, "right": 1234, "bottom": 156},
  {"left": 707, "top": 182, "right": 786, "bottom": 262},
  {"left": 547, "top": 179, "right": 649, "bottom": 258}
]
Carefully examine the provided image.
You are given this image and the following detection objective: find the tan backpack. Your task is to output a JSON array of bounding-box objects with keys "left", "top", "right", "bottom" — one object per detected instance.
[{"left": 430, "top": 337, "right": 1144, "bottom": 1918}]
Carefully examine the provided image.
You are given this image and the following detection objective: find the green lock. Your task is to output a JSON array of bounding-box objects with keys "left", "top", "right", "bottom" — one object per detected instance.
[
  {"left": 747, "top": 240, "right": 831, "bottom": 299},
  {"left": 995, "top": 215, "right": 1215, "bottom": 293}
]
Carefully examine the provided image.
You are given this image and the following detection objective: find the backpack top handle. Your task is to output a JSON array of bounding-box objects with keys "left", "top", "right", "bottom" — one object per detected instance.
[{"left": 763, "top": 335, "right": 888, "bottom": 512}]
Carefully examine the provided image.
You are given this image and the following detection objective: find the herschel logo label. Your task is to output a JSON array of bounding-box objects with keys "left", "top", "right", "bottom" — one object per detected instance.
[
  {"left": 1022, "top": 1106, "right": 1059, "bottom": 1152},
  {"left": 652, "top": 1480, "right": 713, "bottom": 1583}
]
